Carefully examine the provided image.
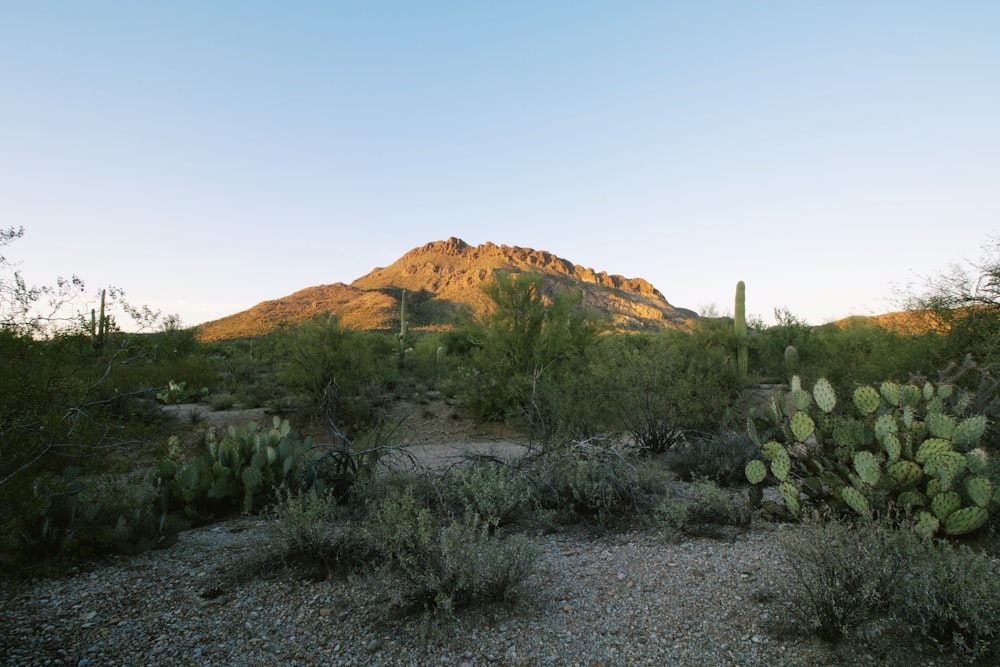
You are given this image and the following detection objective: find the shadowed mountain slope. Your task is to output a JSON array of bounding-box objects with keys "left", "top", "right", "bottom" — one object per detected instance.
[{"left": 195, "top": 237, "right": 698, "bottom": 341}]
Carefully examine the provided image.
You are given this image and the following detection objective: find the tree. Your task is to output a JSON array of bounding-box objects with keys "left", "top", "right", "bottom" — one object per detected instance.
[
  {"left": 904, "top": 237, "right": 1000, "bottom": 367},
  {"left": 455, "top": 272, "right": 605, "bottom": 433}
]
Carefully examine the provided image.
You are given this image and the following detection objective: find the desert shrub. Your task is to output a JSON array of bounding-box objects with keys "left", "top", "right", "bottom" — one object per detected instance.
[
  {"left": 266, "top": 489, "right": 379, "bottom": 576},
  {"left": 655, "top": 479, "right": 751, "bottom": 541},
  {"left": 450, "top": 272, "right": 604, "bottom": 431},
  {"left": 601, "top": 331, "right": 743, "bottom": 454},
  {"left": 274, "top": 315, "right": 397, "bottom": 437},
  {"left": 528, "top": 441, "right": 660, "bottom": 527},
  {"left": 773, "top": 512, "right": 1000, "bottom": 659},
  {"left": 809, "top": 320, "right": 943, "bottom": 391},
  {"left": 665, "top": 430, "right": 758, "bottom": 486},
  {"left": 207, "top": 393, "right": 237, "bottom": 411},
  {"left": 776, "top": 513, "right": 910, "bottom": 643},
  {"left": 1, "top": 468, "right": 179, "bottom": 575},
  {"left": 889, "top": 535, "right": 1000, "bottom": 658},
  {"left": 368, "top": 490, "right": 539, "bottom": 626},
  {"left": 348, "top": 468, "right": 442, "bottom": 513},
  {"left": 439, "top": 461, "right": 533, "bottom": 528}
]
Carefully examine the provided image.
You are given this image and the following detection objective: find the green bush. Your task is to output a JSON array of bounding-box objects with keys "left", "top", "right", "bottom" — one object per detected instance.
[
  {"left": 775, "top": 513, "right": 913, "bottom": 643},
  {"left": 449, "top": 272, "right": 604, "bottom": 432},
  {"left": 773, "top": 512, "right": 1000, "bottom": 659},
  {"left": 1, "top": 468, "right": 179, "bottom": 575},
  {"left": 368, "top": 491, "right": 539, "bottom": 625},
  {"left": 665, "top": 430, "right": 758, "bottom": 486},
  {"left": 440, "top": 461, "right": 533, "bottom": 529},
  {"left": 266, "top": 489, "right": 378, "bottom": 576},
  {"left": 273, "top": 315, "right": 397, "bottom": 436},
  {"left": 655, "top": 479, "right": 751, "bottom": 541},
  {"left": 529, "top": 441, "right": 662, "bottom": 527},
  {"left": 603, "top": 331, "right": 743, "bottom": 453}
]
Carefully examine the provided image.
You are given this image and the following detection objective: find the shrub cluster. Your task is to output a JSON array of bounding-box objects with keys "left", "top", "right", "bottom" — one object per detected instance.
[{"left": 772, "top": 512, "right": 1000, "bottom": 660}]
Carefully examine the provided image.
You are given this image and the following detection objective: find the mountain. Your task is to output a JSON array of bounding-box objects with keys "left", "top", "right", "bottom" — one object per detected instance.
[{"left": 194, "top": 237, "right": 698, "bottom": 341}]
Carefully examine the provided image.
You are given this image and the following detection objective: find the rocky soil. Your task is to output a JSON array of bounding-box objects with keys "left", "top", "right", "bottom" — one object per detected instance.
[{"left": 0, "top": 402, "right": 982, "bottom": 666}]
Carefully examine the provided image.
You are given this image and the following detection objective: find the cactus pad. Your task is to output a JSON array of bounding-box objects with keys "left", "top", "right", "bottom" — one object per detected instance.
[
  {"left": 880, "top": 381, "right": 901, "bottom": 407},
  {"left": 944, "top": 506, "right": 988, "bottom": 536},
  {"left": 813, "top": 378, "right": 837, "bottom": 413},
  {"left": 853, "top": 451, "right": 881, "bottom": 487},
  {"left": 770, "top": 449, "right": 791, "bottom": 482},
  {"left": 853, "top": 386, "right": 881, "bottom": 415},
  {"left": 953, "top": 415, "right": 987, "bottom": 447},
  {"left": 902, "top": 384, "right": 921, "bottom": 407},
  {"left": 882, "top": 433, "right": 901, "bottom": 463},
  {"left": 833, "top": 420, "right": 862, "bottom": 447},
  {"left": 924, "top": 412, "right": 955, "bottom": 439},
  {"left": 966, "top": 448, "right": 989, "bottom": 475},
  {"left": 791, "top": 388, "right": 812, "bottom": 412},
  {"left": 924, "top": 451, "right": 967, "bottom": 486},
  {"left": 896, "top": 490, "right": 926, "bottom": 508},
  {"left": 914, "top": 511, "right": 940, "bottom": 539},
  {"left": 922, "top": 381, "right": 935, "bottom": 401},
  {"left": 779, "top": 481, "right": 800, "bottom": 514},
  {"left": 887, "top": 460, "right": 923, "bottom": 489},
  {"left": 915, "top": 438, "right": 953, "bottom": 464},
  {"left": 841, "top": 486, "right": 870, "bottom": 516},
  {"left": 931, "top": 491, "right": 962, "bottom": 521},
  {"left": 745, "top": 459, "right": 767, "bottom": 485},
  {"left": 761, "top": 440, "right": 784, "bottom": 461},
  {"left": 873, "top": 413, "right": 898, "bottom": 441},
  {"left": 965, "top": 476, "right": 992, "bottom": 508},
  {"left": 790, "top": 411, "right": 815, "bottom": 442}
]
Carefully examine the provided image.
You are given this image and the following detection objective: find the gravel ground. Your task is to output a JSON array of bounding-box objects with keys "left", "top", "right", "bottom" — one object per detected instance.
[{"left": 0, "top": 516, "right": 976, "bottom": 667}]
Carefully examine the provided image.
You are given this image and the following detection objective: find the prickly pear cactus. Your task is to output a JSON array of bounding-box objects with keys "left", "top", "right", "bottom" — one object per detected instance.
[{"left": 744, "top": 374, "right": 993, "bottom": 537}]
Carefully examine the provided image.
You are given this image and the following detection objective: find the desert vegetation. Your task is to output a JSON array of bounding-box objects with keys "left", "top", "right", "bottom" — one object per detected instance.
[{"left": 3, "top": 228, "right": 1000, "bottom": 659}]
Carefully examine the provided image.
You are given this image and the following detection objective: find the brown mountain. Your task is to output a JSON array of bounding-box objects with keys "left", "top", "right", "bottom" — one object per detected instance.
[{"left": 194, "top": 237, "right": 698, "bottom": 341}]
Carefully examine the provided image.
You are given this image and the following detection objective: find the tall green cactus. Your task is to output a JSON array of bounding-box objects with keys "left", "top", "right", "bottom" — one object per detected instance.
[
  {"left": 90, "top": 288, "right": 107, "bottom": 349},
  {"left": 397, "top": 288, "right": 409, "bottom": 364},
  {"left": 734, "top": 280, "right": 748, "bottom": 378}
]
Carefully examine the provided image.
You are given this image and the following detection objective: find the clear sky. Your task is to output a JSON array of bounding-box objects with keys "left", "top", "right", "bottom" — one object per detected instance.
[{"left": 3, "top": 2, "right": 998, "bottom": 330}]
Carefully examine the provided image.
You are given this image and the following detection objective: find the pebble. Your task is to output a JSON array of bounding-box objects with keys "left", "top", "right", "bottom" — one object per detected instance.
[{"left": 0, "top": 517, "right": 975, "bottom": 667}]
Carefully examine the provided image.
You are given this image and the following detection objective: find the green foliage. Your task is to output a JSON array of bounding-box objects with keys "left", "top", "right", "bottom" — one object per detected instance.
[
  {"left": 367, "top": 490, "right": 539, "bottom": 626},
  {"left": 265, "top": 488, "right": 377, "bottom": 575},
  {"left": 274, "top": 315, "right": 396, "bottom": 436},
  {"left": 528, "top": 440, "right": 665, "bottom": 527},
  {"left": 773, "top": 512, "right": 1000, "bottom": 659},
  {"left": 614, "top": 331, "right": 743, "bottom": 452},
  {"left": 664, "top": 430, "right": 759, "bottom": 486},
  {"left": 745, "top": 374, "right": 995, "bottom": 536},
  {"left": 450, "top": 272, "right": 604, "bottom": 433},
  {"left": 156, "top": 379, "right": 209, "bottom": 404},
  {"left": 440, "top": 461, "right": 533, "bottom": 529},
  {"left": 654, "top": 479, "right": 751, "bottom": 541},
  {"left": 734, "top": 280, "right": 748, "bottom": 378},
  {"left": 1, "top": 468, "right": 179, "bottom": 575},
  {"left": 167, "top": 418, "right": 309, "bottom": 518},
  {"left": 810, "top": 320, "right": 944, "bottom": 391}
]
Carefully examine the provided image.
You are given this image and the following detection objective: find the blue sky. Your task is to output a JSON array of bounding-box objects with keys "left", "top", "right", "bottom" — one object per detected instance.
[{"left": 2, "top": 2, "right": 998, "bottom": 329}]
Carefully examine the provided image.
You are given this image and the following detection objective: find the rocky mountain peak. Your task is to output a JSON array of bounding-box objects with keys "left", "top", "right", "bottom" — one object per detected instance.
[{"left": 195, "top": 238, "right": 695, "bottom": 341}]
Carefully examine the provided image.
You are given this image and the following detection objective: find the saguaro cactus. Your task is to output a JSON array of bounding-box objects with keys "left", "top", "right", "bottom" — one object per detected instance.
[
  {"left": 90, "top": 288, "right": 107, "bottom": 349},
  {"left": 734, "top": 280, "right": 748, "bottom": 378},
  {"left": 397, "top": 289, "right": 409, "bottom": 364}
]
